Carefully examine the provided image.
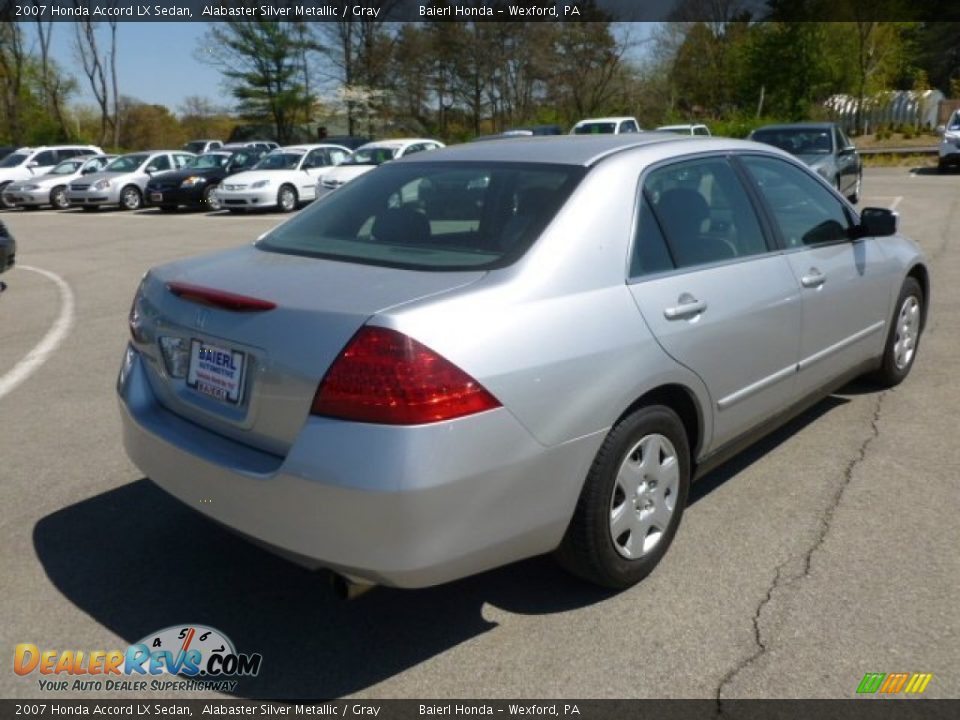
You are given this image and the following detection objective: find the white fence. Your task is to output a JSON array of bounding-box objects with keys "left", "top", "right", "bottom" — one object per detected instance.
[{"left": 824, "top": 90, "right": 945, "bottom": 132}]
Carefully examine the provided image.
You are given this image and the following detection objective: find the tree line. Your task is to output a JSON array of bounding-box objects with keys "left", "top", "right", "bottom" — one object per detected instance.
[{"left": 1, "top": 3, "right": 958, "bottom": 150}]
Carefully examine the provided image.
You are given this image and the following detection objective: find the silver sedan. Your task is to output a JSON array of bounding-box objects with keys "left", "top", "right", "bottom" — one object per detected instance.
[
  {"left": 68, "top": 150, "right": 195, "bottom": 211},
  {"left": 118, "top": 135, "right": 928, "bottom": 591}
]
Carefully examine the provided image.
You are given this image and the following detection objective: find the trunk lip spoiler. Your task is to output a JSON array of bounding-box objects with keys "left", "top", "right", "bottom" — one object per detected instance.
[{"left": 166, "top": 281, "right": 277, "bottom": 312}]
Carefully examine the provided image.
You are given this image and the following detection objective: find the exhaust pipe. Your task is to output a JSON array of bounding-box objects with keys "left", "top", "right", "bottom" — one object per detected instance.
[{"left": 331, "top": 573, "right": 376, "bottom": 600}]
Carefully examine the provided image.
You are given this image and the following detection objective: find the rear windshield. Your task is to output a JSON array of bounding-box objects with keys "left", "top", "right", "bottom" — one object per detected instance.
[
  {"left": 574, "top": 122, "right": 617, "bottom": 135},
  {"left": 257, "top": 162, "right": 585, "bottom": 271},
  {"left": 193, "top": 153, "right": 229, "bottom": 169},
  {"left": 752, "top": 128, "right": 832, "bottom": 155}
]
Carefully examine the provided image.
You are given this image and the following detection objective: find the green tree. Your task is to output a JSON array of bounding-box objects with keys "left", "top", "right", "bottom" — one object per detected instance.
[{"left": 199, "top": 19, "right": 313, "bottom": 143}]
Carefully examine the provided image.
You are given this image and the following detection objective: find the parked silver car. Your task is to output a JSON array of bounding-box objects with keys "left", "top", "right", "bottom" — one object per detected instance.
[
  {"left": 119, "top": 135, "right": 928, "bottom": 591},
  {"left": 2, "top": 155, "right": 115, "bottom": 209},
  {"left": 749, "top": 122, "right": 863, "bottom": 203},
  {"left": 68, "top": 150, "right": 196, "bottom": 211}
]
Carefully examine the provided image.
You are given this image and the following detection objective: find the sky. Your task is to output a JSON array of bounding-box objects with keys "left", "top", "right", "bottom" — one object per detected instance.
[
  {"left": 38, "top": 21, "right": 658, "bottom": 114},
  {"left": 46, "top": 23, "right": 226, "bottom": 111}
]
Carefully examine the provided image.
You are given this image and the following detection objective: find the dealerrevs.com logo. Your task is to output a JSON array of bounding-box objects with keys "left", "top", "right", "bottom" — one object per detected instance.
[{"left": 14, "top": 625, "right": 262, "bottom": 693}]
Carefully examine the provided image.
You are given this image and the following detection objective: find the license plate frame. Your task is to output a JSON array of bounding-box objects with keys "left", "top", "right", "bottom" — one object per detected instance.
[
  {"left": 150, "top": 192, "right": 163, "bottom": 202},
  {"left": 186, "top": 339, "right": 247, "bottom": 405}
]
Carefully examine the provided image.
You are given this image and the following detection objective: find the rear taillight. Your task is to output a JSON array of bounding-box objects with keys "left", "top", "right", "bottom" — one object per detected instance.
[{"left": 311, "top": 327, "right": 501, "bottom": 425}]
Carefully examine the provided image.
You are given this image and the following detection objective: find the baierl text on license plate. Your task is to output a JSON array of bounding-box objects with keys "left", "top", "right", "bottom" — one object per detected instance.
[{"left": 186, "top": 340, "right": 246, "bottom": 404}]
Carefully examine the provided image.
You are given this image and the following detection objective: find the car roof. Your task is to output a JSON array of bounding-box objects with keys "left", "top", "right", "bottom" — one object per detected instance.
[
  {"left": 358, "top": 138, "right": 440, "bottom": 149},
  {"left": 657, "top": 124, "right": 705, "bottom": 130},
  {"left": 573, "top": 117, "right": 636, "bottom": 125},
  {"left": 398, "top": 133, "right": 697, "bottom": 167},
  {"left": 282, "top": 144, "right": 352, "bottom": 153},
  {"left": 753, "top": 122, "right": 835, "bottom": 131}
]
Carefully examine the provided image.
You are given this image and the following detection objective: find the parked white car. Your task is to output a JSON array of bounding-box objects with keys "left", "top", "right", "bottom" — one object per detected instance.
[
  {"left": 67, "top": 150, "right": 195, "bottom": 211},
  {"left": 316, "top": 139, "right": 445, "bottom": 197},
  {"left": 214, "top": 144, "right": 351, "bottom": 213},
  {"left": 657, "top": 124, "right": 712, "bottom": 136},
  {"left": 0, "top": 145, "right": 103, "bottom": 208},
  {"left": 183, "top": 139, "right": 223, "bottom": 154},
  {"left": 571, "top": 117, "right": 642, "bottom": 135},
  {"left": 2, "top": 155, "right": 115, "bottom": 210}
]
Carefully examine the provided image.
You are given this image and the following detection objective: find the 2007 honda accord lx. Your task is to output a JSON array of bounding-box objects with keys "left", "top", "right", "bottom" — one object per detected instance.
[{"left": 119, "top": 134, "right": 928, "bottom": 590}]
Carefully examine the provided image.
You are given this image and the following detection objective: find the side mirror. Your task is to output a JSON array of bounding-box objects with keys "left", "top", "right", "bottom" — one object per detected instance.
[
  {"left": 855, "top": 207, "right": 898, "bottom": 239},
  {"left": 81, "top": 167, "right": 95, "bottom": 175},
  {"left": 839, "top": 145, "right": 856, "bottom": 156},
  {"left": 937, "top": 124, "right": 946, "bottom": 135},
  {"left": 26, "top": 160, "right": 39, "bottom": 168}
]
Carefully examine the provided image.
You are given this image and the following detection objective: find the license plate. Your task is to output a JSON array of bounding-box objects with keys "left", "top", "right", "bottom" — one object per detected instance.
[
  {"left": 186, "top": 339, "right": 246, "bottom": 404},
  {"left": 150, "top": 192, "right": 163, "bottom": 202}
]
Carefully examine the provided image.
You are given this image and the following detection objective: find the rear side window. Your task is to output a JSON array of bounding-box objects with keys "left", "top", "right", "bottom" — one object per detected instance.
[
  {"left": 644, "top": 157, "right": 768, "bottom": 270},
  {"left": 630, "top": 196, "right": 674, "bottom": 277},
  {"left": 740, "top": 156, "right": 852, "bottom": 247},
  {"left": 258, "top": 162, "right": 585, "bottom": 271}
]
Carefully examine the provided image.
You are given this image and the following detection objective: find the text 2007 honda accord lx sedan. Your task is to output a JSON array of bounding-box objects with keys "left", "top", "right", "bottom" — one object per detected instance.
[{"left": 119, "top": 135, "right": 929, "bottom": 590}]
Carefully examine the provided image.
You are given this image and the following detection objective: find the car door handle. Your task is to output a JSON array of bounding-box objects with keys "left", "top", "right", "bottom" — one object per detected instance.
[
  {"left": 800, "top": 269, "right": 826, "bottom": 288},
  {"left": 663, "top": 294, "right": 708, "bottom": 320}
]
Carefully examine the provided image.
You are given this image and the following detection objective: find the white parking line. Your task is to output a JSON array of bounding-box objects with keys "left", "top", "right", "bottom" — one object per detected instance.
[
  {"left": 889, "top": 196, "right": 903, "bottom": 211},
  {"left": 0, "top": 265, "right": 75, "bottom": 402}
]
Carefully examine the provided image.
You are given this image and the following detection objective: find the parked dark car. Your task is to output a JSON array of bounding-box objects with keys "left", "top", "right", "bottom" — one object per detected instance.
[
  {"left": 749, "top": 122, "right": 863, "bottom": 203},
  {"left": 0, "top": 219, "right": 15, "bottom": 275},
  {"left": 143, "top": 148, "right": 265, "bottom": 212}
]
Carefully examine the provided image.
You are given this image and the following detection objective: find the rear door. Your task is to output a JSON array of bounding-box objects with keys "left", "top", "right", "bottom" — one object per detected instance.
[
  {"left": 737, "top": 154, "right": 892, "bottom": 397},
  {"left": 627, "top": 155, "right": 803, "bottom": 451}
]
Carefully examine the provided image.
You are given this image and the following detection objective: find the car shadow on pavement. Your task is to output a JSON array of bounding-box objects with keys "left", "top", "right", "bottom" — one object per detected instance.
[
  {"left": 33, "top": 478, "right": 613, "bottom": 699},
  {"left": 33, "top": 386, "right": 868, "bottom": 698},
  {"left": 689, "top": 391, "right": 851, "bottom": 506}
]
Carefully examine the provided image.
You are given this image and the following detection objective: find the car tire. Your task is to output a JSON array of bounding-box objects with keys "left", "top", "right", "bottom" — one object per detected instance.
[
  {"left": 120, "top": 186, "right": 142, "bottom": 211},
  {"left": 50, "top": 186, "right": 70, "bottom": 210},
  {"left": 556, "top": 405, "right": 690, "bottom": 589},
  {"left": 0, "top": 183, "right": 13, "bottom": 209},
  {"left": 277, "top": 184, "right": 297, "bottom": 213},
  {"left": 869, "top": 277, "right": 923, "bottom": 388},
  {"left": 204, "top": 185, "right": 222, "bottom": 211}
]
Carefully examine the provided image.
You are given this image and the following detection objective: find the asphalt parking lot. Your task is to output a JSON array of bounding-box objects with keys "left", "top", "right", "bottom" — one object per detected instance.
[{"left": 1, "top": 167, "right": 958, "bottom": 700}]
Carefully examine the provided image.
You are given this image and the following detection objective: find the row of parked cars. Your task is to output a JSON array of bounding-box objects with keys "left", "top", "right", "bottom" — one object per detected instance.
[
  {"left": 0, "top": 137, "right": 449, "bottom": 214},
  {"left": 0, "top": 118, "right": 870, "bottom": 217}
]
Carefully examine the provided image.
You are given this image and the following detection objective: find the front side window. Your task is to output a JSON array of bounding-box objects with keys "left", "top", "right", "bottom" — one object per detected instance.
[
  {"left": 643, "top": 157, "right": 768, "bottom": 269},
  {"left": 34, "top": 151, "right": 58, "bottom": 166},
  {"left": 192, "top": 154, "right": 229, "bottom": 170},
  {"left": 148, "top": 155, "right": 171, "bottom": 172},
  {"left": 258, "top": 162, "right": 584, "bottom": 271},
  {"left": 620, "top": 121, "right": 639, "bottom": 134},
  {"left": 740, "top": 155, "right": 852, "bottom": 248}
]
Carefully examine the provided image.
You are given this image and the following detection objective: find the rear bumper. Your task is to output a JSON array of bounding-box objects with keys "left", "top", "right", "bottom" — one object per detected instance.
[{"left": 118, "top": 345, "right": 600, "bottom": 587}]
